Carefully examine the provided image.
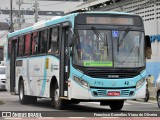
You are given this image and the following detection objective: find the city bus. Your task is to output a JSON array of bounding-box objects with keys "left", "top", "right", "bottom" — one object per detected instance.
[{"left": 6, "top": 11, "right": 151, "bottom": 110}]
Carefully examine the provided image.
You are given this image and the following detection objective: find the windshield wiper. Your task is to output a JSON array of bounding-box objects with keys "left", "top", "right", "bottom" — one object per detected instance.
[
  {"left": 118, "top": 27, "right": 131, "bottom": 47},
  {"left": 91, "top": 27, "right": 108, "bottom": 46},
  {"left": 116, "top": 27, "right": 131, "bottom": 54}
]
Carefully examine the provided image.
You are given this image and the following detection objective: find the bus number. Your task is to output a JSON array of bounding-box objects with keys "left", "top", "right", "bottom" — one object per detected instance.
[{"left": 124, "top": 81, "right": 129, "bottom": 85}]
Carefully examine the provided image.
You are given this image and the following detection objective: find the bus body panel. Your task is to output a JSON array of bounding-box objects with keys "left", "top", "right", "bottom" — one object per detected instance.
[
  {"left": 6, "top": 60, "right": 10, "bottom": 92},
  {"left": 6, "top": 12, "right": 147, "bottom": 109},
  {"left": 14, "top": 56, "right": 59, "bottom": 97},
  {"left": 70, "top": 66, "right": 146, "bottom": 100}
]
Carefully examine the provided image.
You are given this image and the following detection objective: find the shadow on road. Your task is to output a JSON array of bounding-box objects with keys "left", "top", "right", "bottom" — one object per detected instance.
[{"left": 28, "top": 99, "right": 125, "bottom": 112}]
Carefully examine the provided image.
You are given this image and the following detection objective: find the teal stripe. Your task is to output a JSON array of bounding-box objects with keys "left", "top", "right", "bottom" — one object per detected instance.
[{"left": 39, "top": 57, "right": 47, "bottom": 96}]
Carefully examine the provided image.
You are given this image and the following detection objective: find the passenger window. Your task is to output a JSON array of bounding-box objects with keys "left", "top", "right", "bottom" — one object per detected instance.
[
  {"left": 18, "top": 36, "right": 25, "bottom": 57},
  {"left": 24, "top": 34, "right": 31, "bottom": 56},
  {"left": 31, "top": 32, "right": 38, "bottom": 55},
  {"left": 49, "top": 27, "right": 59, "bottom": 54},
  {"left": 39, "top": 29, "right": 48, "bottom": 54}
]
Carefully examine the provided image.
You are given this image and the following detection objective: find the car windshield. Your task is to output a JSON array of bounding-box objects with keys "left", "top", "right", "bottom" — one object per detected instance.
[
  {"left": 73, "top": 29, "right": 144, "bottom": 68},
  {"left": 0, "top": 67, "right": 5, "bottom": 74}
]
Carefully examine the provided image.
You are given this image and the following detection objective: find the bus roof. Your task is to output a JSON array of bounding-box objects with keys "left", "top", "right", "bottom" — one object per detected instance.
[{"left": 8, "top": 11, "right": 134, "bottom": 39}]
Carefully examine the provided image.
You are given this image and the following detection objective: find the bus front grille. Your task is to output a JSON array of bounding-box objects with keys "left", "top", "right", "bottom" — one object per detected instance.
[{"left": 86, "top": 69, "right": 139, "bottom": 79}]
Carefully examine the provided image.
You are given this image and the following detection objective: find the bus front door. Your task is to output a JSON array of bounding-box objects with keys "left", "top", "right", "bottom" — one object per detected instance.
[{"left": 59, "top": 22, "right": 70, "bottom": 98}]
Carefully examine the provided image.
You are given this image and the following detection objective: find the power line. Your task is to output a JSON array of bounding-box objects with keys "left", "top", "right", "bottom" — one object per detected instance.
[{"left": 39, "top": 1, "right": 68, "bottom": 6}]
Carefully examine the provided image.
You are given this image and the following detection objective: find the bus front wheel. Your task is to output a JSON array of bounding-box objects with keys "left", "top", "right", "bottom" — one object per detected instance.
[
  {"left": 109, "top": 100, "right": 124, "bottom": 110},
  {"left": 51, "top": 83, "right": 67, "bottom": 110}
]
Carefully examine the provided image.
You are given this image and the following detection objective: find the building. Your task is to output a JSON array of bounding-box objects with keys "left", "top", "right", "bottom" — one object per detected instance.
[
  {"left": 0, "top": 0, "right": 84, "bottom": 64},
  {"left": 0, "top": 0, "right": 84, "bottom": 30}
]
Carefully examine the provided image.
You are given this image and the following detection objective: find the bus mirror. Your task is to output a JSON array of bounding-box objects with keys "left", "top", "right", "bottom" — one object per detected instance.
[{"left": 145, "top": 35, "right": 152, "bottom": 59}]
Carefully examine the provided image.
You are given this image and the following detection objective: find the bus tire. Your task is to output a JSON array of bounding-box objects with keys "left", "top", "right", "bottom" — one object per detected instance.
[
  {"left": 19, "top": 80, "right": 29, "bottom": 104},
  {"left": 51, "top": 83, "right": 67, "bottom": 110},
  {"left": 144, "top": 89, "right": 149, "bottom": 102},
  {"left": 157, "top": 91, "right": 160, "bottom": 108},
  {"left": 109, "top": 100, "right": 124, "bottom": 110},
  {"left": 29, "top": 96, "right": 37, "bottom": 104}
]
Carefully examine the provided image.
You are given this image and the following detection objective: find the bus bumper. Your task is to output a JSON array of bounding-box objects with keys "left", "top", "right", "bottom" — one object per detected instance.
[{"left": 70, "top": 80, "right": 146, "bottom": 100}]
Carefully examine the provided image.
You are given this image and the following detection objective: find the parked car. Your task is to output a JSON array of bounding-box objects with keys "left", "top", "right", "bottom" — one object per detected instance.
[
  {"left": 0, "top": 66, "right": 6, "bottom": 90},
  {"left": 156, "top": 74, "right": 160, "bottom": 108}
]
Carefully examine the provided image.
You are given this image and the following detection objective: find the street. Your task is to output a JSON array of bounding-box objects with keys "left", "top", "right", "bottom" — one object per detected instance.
[
  {"left": 0, "top": 91, "right": 159, "bottom": 112},
  {"left": 0, "top": 91, "right": 160, "bottom": 120}
]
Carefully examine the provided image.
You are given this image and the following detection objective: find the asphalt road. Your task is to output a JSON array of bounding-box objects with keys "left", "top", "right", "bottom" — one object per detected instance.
[
  {"left": 0, "top": 91, "right": 160, "bottom": 120},
  {"left": 0, "top": 91, "right": 159, "bottom": 111}
]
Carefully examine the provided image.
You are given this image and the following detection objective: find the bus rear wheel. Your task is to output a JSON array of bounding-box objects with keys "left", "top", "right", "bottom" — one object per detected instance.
[
  {"left": 51, "top": 83, "right": 67, "bottom": 110},
  {"left": 19, "top": 80, "right": 29, "bottom": 104},
  {"left": 109, "top": 100, "right": 124, "bottom": 110}
]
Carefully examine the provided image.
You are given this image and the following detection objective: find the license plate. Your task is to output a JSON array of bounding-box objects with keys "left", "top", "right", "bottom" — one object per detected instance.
[{"left": 108, "top": 91, "right": 120, "bottom": 96}]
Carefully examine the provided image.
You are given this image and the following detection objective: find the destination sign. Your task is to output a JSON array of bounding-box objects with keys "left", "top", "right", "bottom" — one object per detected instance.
[{"left": 86, "top": 17, "right": 134, "bottom": 25}]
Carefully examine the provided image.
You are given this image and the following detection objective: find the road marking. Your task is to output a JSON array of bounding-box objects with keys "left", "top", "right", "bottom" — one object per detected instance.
[
  {"left": 127, "top": 100, "right": 156, "bottom": 104},
  {"left": 4, "top": 118, "right": 22, "bottom": 119},
  {"left": 87, "top": 102, "right": 100, "bottom": 105},
  {"left": 124, "top": 102, "right": 131, "bottom": 105},
  {"left": 81, "top": 102, "right": 131, "bottom": 106},
  {"left": 69, "top": 117, "right": 86, "bottom": 118}
]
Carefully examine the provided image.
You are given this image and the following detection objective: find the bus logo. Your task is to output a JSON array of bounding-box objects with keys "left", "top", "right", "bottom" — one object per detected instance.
[
  {"left": 108, "top": 75, "right": 119, "bottom": 78},
  {"left": 112, "top": 82, "right": 116, "bottom": 86}
]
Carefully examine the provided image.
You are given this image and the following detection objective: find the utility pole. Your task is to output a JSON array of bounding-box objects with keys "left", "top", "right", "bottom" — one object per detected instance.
[
  {"left": 34, "top": 0, "right": 39, "bottom": 23},
  {"left": 10, "top": 0, "right": 14, "bottom": 32},
  {"left": 16, "top": 0, "right": 24, "bottom": 29}
]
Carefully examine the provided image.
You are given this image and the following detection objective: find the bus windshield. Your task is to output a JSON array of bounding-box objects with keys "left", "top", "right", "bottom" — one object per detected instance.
[{"left": 73, "top": 29, "right": 144, "bottom": 68}]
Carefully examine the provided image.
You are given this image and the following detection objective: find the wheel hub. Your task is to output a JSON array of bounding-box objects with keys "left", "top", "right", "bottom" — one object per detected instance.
[{"left": 20, "top": 84, "right": 23, "bottom": 100}]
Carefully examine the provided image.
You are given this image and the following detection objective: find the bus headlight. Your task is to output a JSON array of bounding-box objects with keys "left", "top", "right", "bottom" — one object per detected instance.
[
  {"left": 136, "top": 78, "right": 145, "bottom": 89},
  {"left": 73, "top": 76, "right": 89, "bottom": 89}
]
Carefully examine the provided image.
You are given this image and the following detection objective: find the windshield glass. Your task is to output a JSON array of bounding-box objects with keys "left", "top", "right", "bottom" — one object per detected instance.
[
  {"left": 73, "top": 29, "right": 144, "bottom": 68},
  {"left": 0, "top": 67, "right": 5, "bottom": 74},
  {"left": 113, "top": 31, "right": 144, "bottom": 67},
  {"left": 73, "top": 30, "right": 113, "bottom": 67}
]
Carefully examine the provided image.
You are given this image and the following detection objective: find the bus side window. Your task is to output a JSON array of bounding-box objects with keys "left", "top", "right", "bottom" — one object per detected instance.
[
  {"left": 31, "top": 32, "right": 38, "bottom": 55},
  {"left": 39, "top": 29, "right": 48, "bottom": 54},
  {"left": 18, "top": 36, "right": 25, "bottom": 57},
  {"left": 49, "top": 27, "right": 59, "bottom": 54},
  {"left": 24, "top": 34, "right": 31, "bottom": 56}
]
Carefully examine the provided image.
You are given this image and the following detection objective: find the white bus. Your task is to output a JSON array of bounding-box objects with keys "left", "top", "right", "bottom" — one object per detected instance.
[{"left": 6, "top": 11, "right": 151, "bottom": 110}]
